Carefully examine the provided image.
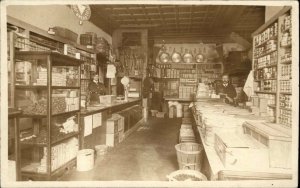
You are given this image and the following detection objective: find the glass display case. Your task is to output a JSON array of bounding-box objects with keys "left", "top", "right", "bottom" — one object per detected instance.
[{"left": 14, "top": 51, "right": 82, "bottom": 180}]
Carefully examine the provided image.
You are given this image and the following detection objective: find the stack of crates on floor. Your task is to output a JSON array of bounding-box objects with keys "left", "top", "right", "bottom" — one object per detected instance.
[
  {"left": 106, "top": 114, "right": 124, "bottom": 147},
  {"left": 179, "top": 117, "right": 196, "bottom": 143}
]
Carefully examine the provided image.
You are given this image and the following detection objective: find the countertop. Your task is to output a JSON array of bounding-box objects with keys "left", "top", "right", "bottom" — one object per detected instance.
[
  {"left": 192, "top": 101, "right": 292, "bottom": 179},
  {"left": 80, "top": 98, "right": 142, "bottom": 116}
]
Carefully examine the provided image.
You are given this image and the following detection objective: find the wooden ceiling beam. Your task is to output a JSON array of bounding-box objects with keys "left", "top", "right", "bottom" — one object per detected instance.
[
  {"left": 188, "top": 5, "right": 194, "bottom": 32},
  {"left": 175, "top": 6, "right": 179, "bottom": 32},
  {"left": 141, "top": 5, "right": 152, "bottom": 25},
  {"left": 157, "top": 5, "right": 166, "bottom": 33}
]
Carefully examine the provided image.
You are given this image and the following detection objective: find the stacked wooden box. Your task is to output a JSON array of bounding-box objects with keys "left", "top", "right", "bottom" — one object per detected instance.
[
  {"left": 106, "top": 114, "right": 125, "bottom": 147},
  {"left": 179, "top": 118, "right": 196, "bottom": 143}
]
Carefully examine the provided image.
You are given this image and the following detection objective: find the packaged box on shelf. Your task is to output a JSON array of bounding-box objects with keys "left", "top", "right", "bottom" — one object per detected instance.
[
  {"left": 69, "top": 91, "right": 78, "bottom": 98},
  {"left": 106, "top": 133, "right": 119, "bottom": 147},
  {"left": 215, "top": 132, "right": 269, "bottom": 168},
  {"left": 99, "top": 95, "right": 116, "bottom": 104},
  {"left": 259, "top": 98, "right": 268, "bottom": 113},
  {"left": 128, "top": 92, "right": 140, "bottom": 98},
  {"left": 53, "top": 27, "right": 78, "bottom": 42}
]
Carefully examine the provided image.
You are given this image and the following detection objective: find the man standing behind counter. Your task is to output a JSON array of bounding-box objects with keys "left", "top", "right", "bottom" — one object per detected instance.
[
  {"left": 88, "top": 74, "right": 107, "bottom": 105},
  {"left": 216, "top": 74, "right": 237, "bottom": 105}
]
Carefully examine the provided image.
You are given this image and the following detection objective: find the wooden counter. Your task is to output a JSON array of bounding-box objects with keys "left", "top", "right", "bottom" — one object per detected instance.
[
  {"left": 80, "top": 98, "right": 142, "bottom": 116},
  {"left": 79, "top": 98, "right": 142, "bottom": 149},
  {"left": 191, "top": 101, "right": 292, "bottom": 180},
  {"left": 164, "top": 97, "right": 193, "bottom": 102}
]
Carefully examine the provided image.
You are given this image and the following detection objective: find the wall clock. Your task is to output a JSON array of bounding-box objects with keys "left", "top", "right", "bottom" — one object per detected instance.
[{"left": 71, "top": 5, "right": 91, "bottom": 25}]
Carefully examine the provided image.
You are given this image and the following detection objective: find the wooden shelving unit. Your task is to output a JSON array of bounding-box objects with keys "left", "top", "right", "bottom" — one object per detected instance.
[
  {"left": 252, "top": 7, "right": 293, "bottom": 128},
  {"left": 14, "top": 51, "right": 82, "bottom": 181},
  {"left": 152, "top": 61, "right": 223, "bottom": 100},
  {"left": 7, "top": 16, "right": 99, "bottom": 107}
]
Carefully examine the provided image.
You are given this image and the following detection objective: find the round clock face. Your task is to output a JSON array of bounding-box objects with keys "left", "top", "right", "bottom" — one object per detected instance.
[{"left": 71, "top": 5, "right": 91, "bottom": 21}]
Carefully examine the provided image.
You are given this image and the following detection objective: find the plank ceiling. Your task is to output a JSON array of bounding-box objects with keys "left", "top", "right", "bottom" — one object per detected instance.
[{"left": 90, "top": 5, "right": 265, "bottom": 42}]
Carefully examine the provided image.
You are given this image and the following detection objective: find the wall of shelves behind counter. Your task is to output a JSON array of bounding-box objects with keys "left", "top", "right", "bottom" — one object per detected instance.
[
  {"left": 151, "top": 62, "right": 223, "bottom": 100},
  {"left": 252, "top": 7, "right": 293, "bottom": 128}
]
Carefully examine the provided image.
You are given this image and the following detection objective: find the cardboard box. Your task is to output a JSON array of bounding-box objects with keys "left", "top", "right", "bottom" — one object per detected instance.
[
  {"left": 106, "top": 133, "right": 119, "bottom": 147},
  {"left": 106, "top": 117, "right": 119, "bottom": 134},
  {"left": 112, "top": 114, "right": 124, "bottom": 131},
  {"left": 99, "top": 95, "right": 116, "bottom": 104}
]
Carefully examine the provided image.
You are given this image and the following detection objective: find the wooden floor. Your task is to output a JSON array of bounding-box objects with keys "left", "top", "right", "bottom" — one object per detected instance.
[{"left": 60, "top": 117, "right": 181, "bottom": 181}]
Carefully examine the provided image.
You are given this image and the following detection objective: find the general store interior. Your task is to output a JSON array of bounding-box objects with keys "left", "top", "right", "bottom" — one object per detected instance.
[{"left": 3, "top": 3, "right": 297, "bottom": 183}]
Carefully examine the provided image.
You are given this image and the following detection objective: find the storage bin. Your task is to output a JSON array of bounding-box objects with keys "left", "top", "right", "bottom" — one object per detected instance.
[
  {"left": 179, "top": 128, "right": 196, "bottom": 143},
  {"left": 95, "top": 145, "right": 108, "bottom": 156},
  {"left": 182, "top": 117, "right": 193, "bottom": 124},
  {"left": 95, "top": 145, "right": 108, "bottom": 161},
  {"left": 169, "top": 106, "right": 176, "bottom": 118},
  {"left": 181, "top": 124, "right": 192, "bottom": 129},
  {"left": 175, "top": 143, "right": 203, "bottom": 171},
  {"left": 106, "top": 133, "right": 119, "bottom": 147},
  {"left": 167, "top": 170, "right": 207, "bottom": 181},
  {"left": 151, "top": 110, "right": 158, "bottom": 116},
  {"left": 53, "top": 27, "right": 78, "bottom": 42},
  {"left": 156, "top": 112, "right": 165, "bottom": 118},
  {"left": 76, "top": 149, "right": 94, "bottom": 171}
]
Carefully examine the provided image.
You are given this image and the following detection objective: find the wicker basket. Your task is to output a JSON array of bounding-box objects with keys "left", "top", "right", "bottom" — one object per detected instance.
[
  {"left": 166, "top": 170, "right": 207, "bottom": 181},
  {"left": 175, "top": 143, "right": 203, "bottom": 171}
]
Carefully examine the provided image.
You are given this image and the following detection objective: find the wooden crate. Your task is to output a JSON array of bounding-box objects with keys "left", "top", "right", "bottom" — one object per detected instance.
[
  {"left": 214, "top": 132, "right": 269, "bottom": 168},
  {"left": 218, "top": 170, "right": 292, "bottom": 180},
  {"left": 156, "top": 112, "right": 165, "bottom": 118},
  {"left": 182, "top": 117, "right": 193, "bottom": 124},
  {"left": 106, "top": 133, "right": 119, "bottom": 147},
  {"left": 243, "top": 121, "right": 292, "bottom": 169}
]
